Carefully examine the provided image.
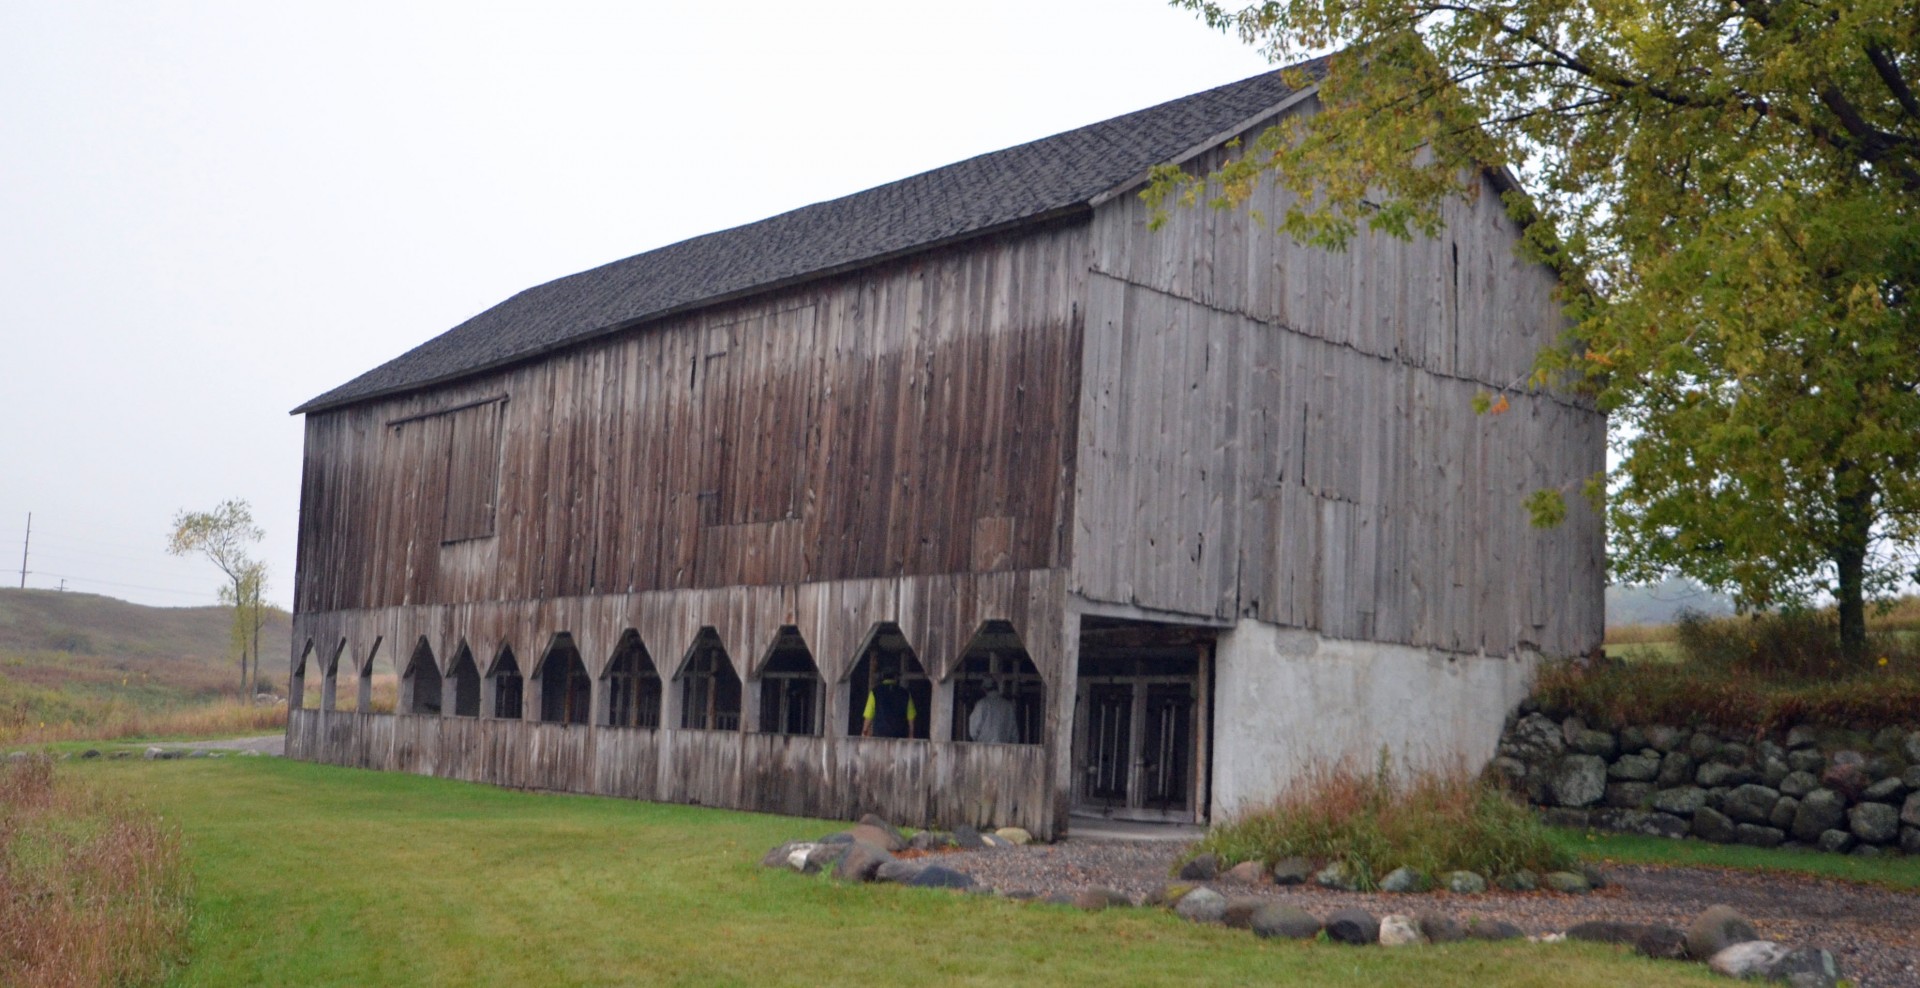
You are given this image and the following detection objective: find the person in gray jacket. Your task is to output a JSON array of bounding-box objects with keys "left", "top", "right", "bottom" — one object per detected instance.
[{"left": 967, "top": 679, "right": 1019, "bottom": 744}]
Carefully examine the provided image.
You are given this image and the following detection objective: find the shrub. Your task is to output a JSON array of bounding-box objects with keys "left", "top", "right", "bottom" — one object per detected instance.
[
  {"left": 1533, "top": 659, "right": 1920, "bottom": 733},
  {"left": 0, "top": 756, "right": 191, "bottom": 988},
  {"left": 1669, "top": 608, "right": 1918, "bottom": 678},
  {"left": 1192, "top": 759, "right": 1573, "bottom": 888}
]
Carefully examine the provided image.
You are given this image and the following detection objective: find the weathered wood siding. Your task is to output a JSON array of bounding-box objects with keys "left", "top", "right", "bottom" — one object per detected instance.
[
  {"left": 289, "top": 709, "right": 1052, "bottom": 832},
  {"left": 294, "top": 223, "right": 1086, "bottom": 617},
  {"left": 1073, "top": 104, "right": 1605, "bottom": 657}
]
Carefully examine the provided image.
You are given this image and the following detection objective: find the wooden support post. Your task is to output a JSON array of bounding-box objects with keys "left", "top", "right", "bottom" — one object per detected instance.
[
  {"left": 590, "top": 671, "right": 611, "bottom": 727},
  {"left": 320, "top": 659, "right": 337, "bottom": 713},
  {"left": 440, "top": 670, "right": 458, "bottom": 718},
  {"left": 479, "top": 668, "right": 497, "bottom": 720},
  {"left": 928, "top": 676, "right": 953, "bottom": 743},
  {"left": 358, "top": 659, "right": 373, "bottom": 711},
  {"left": 1047, "top": 608, "right": 1082, "bottom": 839},
  {"left": 741, "top": 679, "right": 762, "bottom": 733},
  {"left": 288, "top": 661, "right": 306, "bottom": 710},
  {"left": 1193, "top": 640, "right": 1212, "bottom": 825}
]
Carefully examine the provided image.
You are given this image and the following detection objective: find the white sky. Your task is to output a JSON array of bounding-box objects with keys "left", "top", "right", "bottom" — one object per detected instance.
[{"left": 0, "top": 2, "right": 1276, "bottom": 610}]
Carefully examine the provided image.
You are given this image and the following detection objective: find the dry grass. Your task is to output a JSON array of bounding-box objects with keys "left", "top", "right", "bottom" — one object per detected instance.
[
  {"left": 1602, "top": 622, "right": 1677, "bottom": 646},
  {"left": 0, "top": 756, "right": 190, "bottom": 988},
  {"left": 1195, "top": 759, "right": 1573, "bottom": 886},
  {"left": 1603, "top": 593, "right": 1920, "bottom": 647},
  {"left": 0, "top": 697, "right": 286, "bottom": 747},
  {"left": 1535, "top": 660, "right": 1920, "bottom": 733},
  {"left": 296, "top": 672, "right": 398, "bottom": 713}
]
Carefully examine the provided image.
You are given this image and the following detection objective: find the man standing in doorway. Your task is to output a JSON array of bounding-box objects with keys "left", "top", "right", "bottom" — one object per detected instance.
[
  {"left": 862, "top": 674, "right": 916, "bottom": 738},
  {"left": 968, "top": 679, "right": 1019, "bottom": 744}
]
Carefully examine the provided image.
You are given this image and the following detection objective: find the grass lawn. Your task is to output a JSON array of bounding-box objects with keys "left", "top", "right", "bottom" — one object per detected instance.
[
  {"left": 75, "top": 759, "right": 1731, "bottom": 988},
  {"left": 1554, "top": 828, "right": 1920, "bottom": 891}
]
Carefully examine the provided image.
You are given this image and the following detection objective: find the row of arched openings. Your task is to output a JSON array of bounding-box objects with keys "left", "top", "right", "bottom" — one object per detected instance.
[{"left": 339, "top": 621, "right": 1042, "bottom": 744}]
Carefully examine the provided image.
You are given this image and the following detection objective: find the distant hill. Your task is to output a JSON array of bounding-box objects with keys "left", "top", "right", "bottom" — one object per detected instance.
[
  {"left": 1605, "top": 578, "right": 1736, "bottom": 627},
  {"left": 0, "top": 587, "right": 290, "bottom": 686}
]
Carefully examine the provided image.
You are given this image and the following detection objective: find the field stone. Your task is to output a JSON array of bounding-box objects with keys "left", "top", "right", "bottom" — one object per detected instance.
[
  {"left": 1609, "top": 753, "right": 1660, "bottom": 781},
  {"left": 1791, "top": 789, "right": 1848, "bottom": 840},
  {"left": 803, "top": 843, "right": 850, "bottom": 873},
  {"left": 1619, "top": 726, "right": 1649, "bottom": 752},
  {"left": 1548, "top": 755, "right": 1607, "bottom": 807},
  {"left": 1686, "top": 904, "right": 1759, "bottom": 961},
  {"left": 1734, "top": 823, "right": 1785, "bottom": 848},
  {"left": 1696, "top": 762, "right": 1738, "bottom": 788},
  {"left": 1761, "top": 758, "right": 1791, "bottom": 788},
  {"left": 1494, "top": 870, "right": 1538, "bottom": 892},
  {"left": 1780, "top": 771, "right": 1820, "bottom": 798},
  {"left": 906, "top": 866, "right": 976, "bottom": 890},
  {"left": 1593, "top": 808, "right": 1688, "bottom": 839},
  {"left": 1816, "top": 829, "right": 1856, "bottom": 854},
  {"left": 850, "top": 822, "right": 907, "bottom": 852},
  {"left": 1905, "top": 730, "right": 1920, "bottom": 764},
  {"left": 875, "top": 858, "right": 928, "bottom": 884},
  {"left": 1692, "top": 806, "right": 1738, "bottom": 843},
  {"left": 1709, "top": 941, "right": 1790, "bottom": 979},
  {"left": 908, "top": 830, "right": 956, "bottom": 851},
  {"left": 1770, "top": 796, "right": 1800, "bottom": 831},
  {"left": 1604, "top": 782, "right": 1654, "bottom": 809},
  {"left": 1633, "top": 925, "right": 1689, "bottom": 960},
  {"left": 1714, "top": 742, "right": 1751, "bottom": 765},
  {"left": 1689, "top": 731, "right": 1721, "bottom": 760},
  {"left": 1646, "top": 725, "right": 1683, "bottom": 752},
  {"left": 1070, "top": 887, "right": 1130, "bottom": 910},
  {"left": 1771, "top": 946, "right": 1843, "bottom": 988},
  {"left": 1785, "top": 725, "right": 1820, "bottom": 749},
  {"left": 833, "top": 841, "right": 894, "bottom": 882},
  {"left": 1222, "top": 895, "right": 1265, "bottom": 928},
  {"left": 1851, "top": 844, "right": 1883, "bottom": 858},
  {"left": 1174, "top": 887, "right": 1227, "bottom": 924},
  {"left": 1906, "top": 764, "right": 1920, "bottom": 790},
  {"left": 1900, "top": 826, "right": 1920, "bottom": 854},
  {"left": 1866, "top": 754, "right": 1899, "bottom": 780},
  {"left": 1658, "top": 751, "right": 1696, "bottom": 786},
  {"left": 1177, "top": 853, "right": 1219, "bottom": 881},
  {"left": 1542, "top": 871, "right": 1591, "bottom": 894},
  {"left": 1325, "top": 908, "right": 1381, "bottom": 945},
  {"left": 1443, "top": 870, "right": 1487, "bottom": 894},
  {"left": 1822, "top": 752, "right": 1870, "bottom": 798},
  {"left": 762, "top": 840, "right": 811, "bottom": 868},
  {"left": 1142, "top": 883, "right": 1193, "bottom": 907},
  {"left": 1905, "top": 792, "right": 1920, "bottom": 828},
  {"left": 1378, "top": 914, "right": 1426, "bottom": 946},
  {"left": 1862, "top": 777, "right": 1907, "bottom": 803},
  {"left": 1567, "top": 920, "right": 1652, "bottom": 945},
  {"left": 1271, "top": 856, "right": 1312, "bottom": 885},
  {"left": 1379, "top": 866, "right": 1429, "bottom": 893},
  {"left": 1506, "top": 712, "right": 1566, "bottom": 763},
  {"left": 1465, "top": 918, "right": 1525, "bottom": 941},
  {"left": 1250, "top": 903, "right": 1323, "bottom": 940},
  {"left": 1315, "top": 861, "right": 1360, "bottom": 891},
  {"left": 1724, "top": 784, "right": 1782, "bottom": 824},
  {"left": 1788, "top": 749, "right": 1826, "bottom": 773},
  {"left": 994, "top": 827, "right": 1032, "bottom": 846},
  {"left": 1652, "top": 786, "right": 1708, "bottom": 816},
  {"left": 951, "top": 825, "right": 988, "bottom": 850},
  {"left": 1223, "top": 860, "right": 1267, "bottom": 885},
  {"left": 1418, "top": 912, "right": 1465, "bottom": 943},
  {"left": 1849, "top": 801, "right": 1900, "bottom": 843}
]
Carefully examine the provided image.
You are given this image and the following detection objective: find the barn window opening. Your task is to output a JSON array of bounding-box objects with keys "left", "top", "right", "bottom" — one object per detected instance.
[
  {"left": 677, "top": 629, "right": 741, "bottom": 731},
  {"left": 952, "top": 621, "right": 1043, "bottom": 744},
  {"left": 536, "top": 634, "right": 592, "bottom": 726},
  {"left": 402, "top": 638, "right": 442, "bottom": 715},
  {"left": 846, "top": 623, "right": 929, "bottom": 740},
  {"left": 388, "top": 395, "right": 506, "bottom": 544},
  {"left": 488, "top": 646, "right": 523, "bottom": 719},
  {"left": 604, "top": 630, "right": 662, "bottom": 729},
  {"left": 293, "top": 640, "right": 314, "bottom": 710},
  {"left": 320, "top": 640, "right": 343, "bottom": 711},
  {"left": 447, "top": 642, "right": 481, "bottom": 717},
  {"left": 757, "top": 627, "right": 821, "bottom": 736}
]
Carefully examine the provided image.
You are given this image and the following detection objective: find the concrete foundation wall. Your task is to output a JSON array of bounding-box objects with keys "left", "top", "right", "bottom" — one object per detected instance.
[{"left": 1210, "top": 619, "right": 1539, "bottom": 819}]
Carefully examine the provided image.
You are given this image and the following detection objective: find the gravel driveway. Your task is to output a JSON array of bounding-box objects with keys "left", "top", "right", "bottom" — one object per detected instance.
[{"left": 943, "top": 839, "right": 1920, "bottom": 987}]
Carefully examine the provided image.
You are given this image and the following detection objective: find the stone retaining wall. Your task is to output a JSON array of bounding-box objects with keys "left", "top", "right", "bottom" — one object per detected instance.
[{"left": 1494, "top": 711, "right": 1920, "bottom": 855}]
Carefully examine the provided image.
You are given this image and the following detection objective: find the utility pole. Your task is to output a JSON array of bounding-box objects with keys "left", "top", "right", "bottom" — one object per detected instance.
[{"left": 17, "top": 513, "right": 28, "bottom": 589}]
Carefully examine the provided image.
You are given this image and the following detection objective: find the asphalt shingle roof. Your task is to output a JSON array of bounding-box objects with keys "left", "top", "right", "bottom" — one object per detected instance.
[{"left": 294, "top": 61, "right": 1323, "bottom": 414}]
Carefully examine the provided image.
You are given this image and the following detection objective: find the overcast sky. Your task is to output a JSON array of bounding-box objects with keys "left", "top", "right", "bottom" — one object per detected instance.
[{"left": 0, "top": 2, "right": 1275, "bottom": 610}]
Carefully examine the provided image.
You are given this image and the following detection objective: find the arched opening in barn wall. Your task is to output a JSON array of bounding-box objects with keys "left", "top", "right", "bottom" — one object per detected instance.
[
  {"left": 320, "top": 640, "right": 343, "bottom": 711},
  {"left": 447, "top": 642, "right": 481, "bottom": 718},
  {"left": 675, "top": 629, "right": 740, "bottom": 731},
  {"left": 603, "top": 630, "right": 662, "bottom": 729},
  {"left": 535, "top": 634, "right": 592, "bottom": 725},
  {"left": 402, "top": 638, "right": 442, "bottom": 715},
  {"left": 756, "top": 627, "right": 822, "bottom": 736},
  {"left": 486, "top": 646, "right": 523, "bottom": 719},
  {"left": 356, "top": 636, "right": 383, "bottom": 713},
  {"left": 292, "top": 639, "right": 314, "bottom": 710},
  {"left": 846, "top": 623, "right": 930, "bottom": 740},
  {"left": 951, "top": 621, "right": 1042, "bottom": 745}
]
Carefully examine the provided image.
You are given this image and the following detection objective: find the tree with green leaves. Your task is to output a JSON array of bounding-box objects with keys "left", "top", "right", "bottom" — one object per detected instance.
[
  {"left": 168, "top": 499, "right": 269, "bottom": 696},
  {"left": 1163, "top": 0, "right": 1919, "bottom": 664}
]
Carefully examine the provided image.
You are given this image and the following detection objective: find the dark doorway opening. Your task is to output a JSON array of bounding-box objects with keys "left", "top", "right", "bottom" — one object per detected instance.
[{"left": 1071, "top": 618, "right": 1215, "bottom": 823}]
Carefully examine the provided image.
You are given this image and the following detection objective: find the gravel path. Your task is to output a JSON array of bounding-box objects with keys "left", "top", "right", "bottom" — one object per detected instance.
[
  {"left": 161, "top": 734, "right": 284, "bottom": 756},
  {"left": 942, "top": 839, "right": 1920, "bottom": 987}
]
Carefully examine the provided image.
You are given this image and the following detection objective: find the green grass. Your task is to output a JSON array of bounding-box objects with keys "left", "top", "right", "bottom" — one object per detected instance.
[
  {"left": 74, "top": 759, "right": 1730, "bottom": 988},
  {"left": 1552, "top": 828, "right": 1920, "bottom": 891}
]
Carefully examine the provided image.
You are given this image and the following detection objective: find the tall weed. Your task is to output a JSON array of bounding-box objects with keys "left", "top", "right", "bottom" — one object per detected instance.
[
  {"left": 1195, "top": 759, "right": 1573, "bottom": 887},
  {"left": 0, "top": 757, "right": 191, "bottom": 988}
]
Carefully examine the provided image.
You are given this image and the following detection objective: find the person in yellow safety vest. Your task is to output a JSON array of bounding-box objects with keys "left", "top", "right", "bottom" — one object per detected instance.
[{"left": 861, "top": 675, "right": 916, "bottom": 738}]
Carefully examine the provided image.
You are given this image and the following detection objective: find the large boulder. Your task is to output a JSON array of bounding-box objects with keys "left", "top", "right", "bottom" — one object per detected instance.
[
  {"left": 1779, "top": 771, "right": 1820, "bottom": 798},
  {"left": 1543, "top": 871, "right": 1592, "bottom": 894},
  {"left": 1724, "top": 784, "right": 1783, "bottom": 825},
  {"left": 1418, "top": 912, "right": 1465, "bottom": 943},
  {"left": 1816, "top": 829, "right": 1856, "bottom": 854},
  {"left": 849, "top": 822, "right": 907, "bottom": 852},
  {"left": 1505, "top": 712, "right": 1566, "bottom": 763},
  {"left": 1442, "top": 870, "right": 1487, "bottom": 894},
  {"left": 1771, "top": 947, "right": 1843, "bottom": 988},
  {"left": 1709, "top": 941, "right": 1790, "bottom": 980},
  {"left": 875, "top": 858, "right": 928, "bottom": 884},
  {"left": 1604, "top": 781, "right": 1655, "bottom": 808},
  {"left": 1657, "top": 751, "right": 1696, "bottom": 786},
  {"left": 1222, "top": 896, "right": 1265, "bottom": 928},
  {"left": 1593, "top": 808, "right": 1689, "bottom": 839},
  {"left": 1770, "top": 796, "right": 1801, "bottom": 831},
  {"left": 762, "top": 840, "right": 815, "bottom": 868},
  {"left": 1861, "top": 776, "right": 1907, "bottom": 803},
  {"left": 1378, "top": 866, "right": 1430, "bottom": 892},
  {"left": 1494, "top": 870, "right": 1538, "bottom": 892},
  {"left": 1686, "top": 905, "right": 1759, "bottom": 961},
  {"left": 1465, "top": 918, "right": 1525, "bottom": 941},
  {"left": 1250, "top": 903, "right": 1323, "bottom": 939},
  {"left": 1325, "top": 908, "right": 1381, "bottom": 945},
  {"left": 1788, "top": 748, "right": 1826, "bottom": 773},
  {"left": 1849, "top": 801, "right": 1900, "bottom": 844},
  {"left": 1071, "top": 887, "right": 1132, "bottom": 910},
  {"left": 1821, "top": 751, "right": 1870, "bottom": 799},
  {"left": 1902, "top": 791, "right": 1920, "bottom": 828},
  {"left": 1177, "top": 853, "right": 1219, "bottom": 881},
  {"left": 1791, "top": 788, "right": 1848, "bottom": 841},
  {"left": 1785, "top": 724, "right": 1821, "bottom": 749},
  {"left": 1271, "top": 857, "right": 1313, "bottom": 886},
  {"left": 1734, "top": 823, "right": 1785, "bottom": 848},
  {"left": 802, "top": 843, "right": 851, "bottom": 873},
  {"left": 1315, "top": 861, "right": 1360, "bottom": 891},
  {"left": 1713, "top": 741, "right": 1751, "bottom": 765},
  {"left": 906, "top": 866, "right": 976, "bottom": 890},
  {"left": 1646, "top": 725, "right": 1685, "bottom": 752},
  {"left": 1696, "top": 762, "right": 1739, "bottom": 788},
  {"left": 1174, "top": 887, "right": 1227, "bottom": 924},
  {"left": 1548, "top": 755, "right": 1608, "bottom": 807},
  {"left": 1633, "top": 925, "right": 1690, "bottom": 960},
  {"left": 1609, "top": 753, "right": 1661, "bottom": 781}
]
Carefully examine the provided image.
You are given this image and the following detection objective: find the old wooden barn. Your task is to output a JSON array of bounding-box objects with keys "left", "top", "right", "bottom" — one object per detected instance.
[{"left": 285, "top": 61, "right": 1604, "bottom": 837}]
